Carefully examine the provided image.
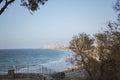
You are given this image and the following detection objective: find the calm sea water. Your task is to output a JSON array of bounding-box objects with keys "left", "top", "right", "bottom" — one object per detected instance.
[{"left": 0, "top": 49, "right": 73, "bottom": 73}]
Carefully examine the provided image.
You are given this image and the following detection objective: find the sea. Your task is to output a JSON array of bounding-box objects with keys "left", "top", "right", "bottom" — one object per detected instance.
[{"left": 0, "top": 49, "right": 74, "bottom": 74}]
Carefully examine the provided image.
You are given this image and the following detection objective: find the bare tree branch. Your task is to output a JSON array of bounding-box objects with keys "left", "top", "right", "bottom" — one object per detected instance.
[
  {"left": 0, "top": 0, "right": 3, "bottom": 3},
  {"left": 0, "top": 0, "right": 15, "bottom": 15}
]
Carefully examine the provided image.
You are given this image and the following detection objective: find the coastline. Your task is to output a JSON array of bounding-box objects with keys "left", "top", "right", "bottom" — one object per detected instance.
[
  {"left": 0, "top": 49, "right": 76, "bottom": 79},
  {"left": 0, "top": 49, "right": 74, "bottom": 73}
]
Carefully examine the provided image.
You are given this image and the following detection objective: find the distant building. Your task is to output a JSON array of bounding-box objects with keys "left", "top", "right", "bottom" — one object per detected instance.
[{"left": 42, "top": 42, "right": 69, "bottom": 50}]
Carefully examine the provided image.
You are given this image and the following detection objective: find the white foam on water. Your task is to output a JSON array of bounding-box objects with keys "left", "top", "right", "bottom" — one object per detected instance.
[{"left": 17, "top": 50, "right": 74, "bottom": 73}]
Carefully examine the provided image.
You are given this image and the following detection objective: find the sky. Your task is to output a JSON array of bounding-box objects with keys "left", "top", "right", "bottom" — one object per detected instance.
[{"left": 0, "top": 0, "right": 117, "bottom": 49}]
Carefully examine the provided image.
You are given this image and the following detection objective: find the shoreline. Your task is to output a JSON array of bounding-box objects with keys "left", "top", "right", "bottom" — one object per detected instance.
[{"left": 0, "top": 49, "right": 74, "bottom": 73}]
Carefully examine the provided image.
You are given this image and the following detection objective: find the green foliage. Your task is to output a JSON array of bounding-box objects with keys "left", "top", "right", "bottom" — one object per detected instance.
[
  {"left": 0, "top": 0, "right": 48, "bottom": 15},
  {"left": 69, "top": 33, "right": 94, "bottom": 54},
  {"left": 69, "top": 1, "right": 120, "bottom": 80},
  {"left": 69, "top": 23, "right": 120, "bottom": 80},
  {"left": 69, "top": 22, "right": 120, "bottom": 80},
  {"left": 69, "top": 33, "right": 100, "bottom": 80},
  {"left": 95, "top": 23, "right": 120, "bottom": 80},
  {"left": 21, "top": 0, "right": 48, "bottom": 12}
]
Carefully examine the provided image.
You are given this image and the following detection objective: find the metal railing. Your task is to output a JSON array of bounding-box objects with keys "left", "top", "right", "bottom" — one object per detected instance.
[
  {"left": 0, "top": 65, "right": 66, "bottom": 80},
  {"left": 0, "top": 65, "right": 57, "bottom": 75}
]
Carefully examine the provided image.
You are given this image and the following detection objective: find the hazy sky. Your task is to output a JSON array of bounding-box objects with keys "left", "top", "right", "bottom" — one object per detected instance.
[{"left": 0, "top": 0, "right": 117, "bottom": 49}]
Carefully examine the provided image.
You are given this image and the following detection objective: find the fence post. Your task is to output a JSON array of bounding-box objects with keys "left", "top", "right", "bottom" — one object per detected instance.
[
  {"left": 43, "top": 76, "right": 46, "bottom": 80},
  {"left": 8, "top": 69, "right": 15, "bottom": 79}
]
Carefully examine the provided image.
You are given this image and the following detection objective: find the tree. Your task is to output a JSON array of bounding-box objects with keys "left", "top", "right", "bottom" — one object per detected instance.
[
  {"left": 0, "top": 0, "right": 48, "bottom": 15},
  {"left": 69, "top": 23, "right": 120, "bottom": 80},
  {"left": 69, "top": 33, "right": 100, "bottom": 80},
  {"left": 69, "top": 1, "right": 120, "bottom": 79},
  {"left": 94, "top": 24, "right": 120, "bottom": 80},
  {"left": 94, "top": 0, "right": 120, "bottom": 79}
]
